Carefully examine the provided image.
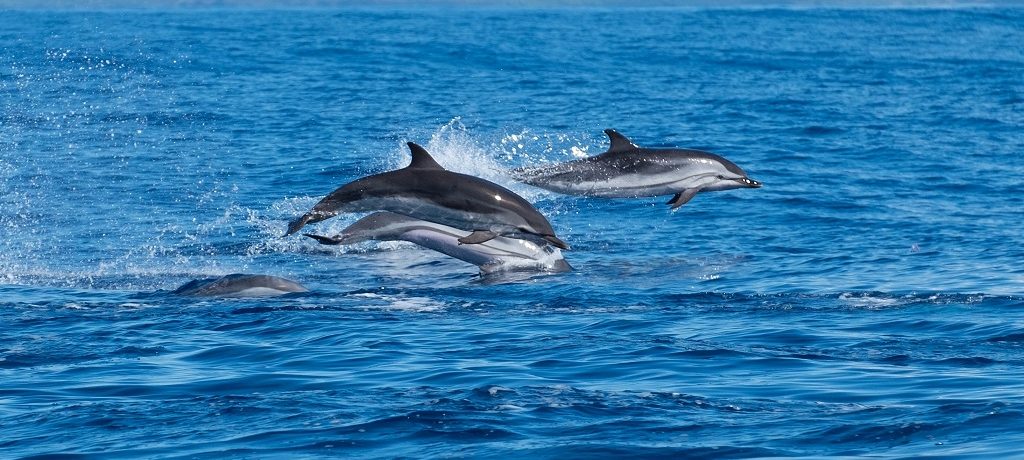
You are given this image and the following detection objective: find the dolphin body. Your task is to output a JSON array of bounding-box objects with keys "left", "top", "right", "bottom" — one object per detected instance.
[
  {"left": 172, "top": 274, "right": 308, "bottom": 297},
  {"left": 286, "top": 142, "right": 569, "bottom": 249},
  {"left": 304, "top": 212, "right": 572, "bottom": 274},
  {"left": 513, "top": 129, "right": 762, "bottom": 209}
]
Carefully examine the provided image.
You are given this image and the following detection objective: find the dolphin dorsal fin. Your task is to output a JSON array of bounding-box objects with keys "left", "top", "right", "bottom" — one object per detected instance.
[
  {"left": 604, "top": 129, "right": 638, "bottom": 153},
  {"left": 406, "top": 142, "right": 444, "bottom": 169}
]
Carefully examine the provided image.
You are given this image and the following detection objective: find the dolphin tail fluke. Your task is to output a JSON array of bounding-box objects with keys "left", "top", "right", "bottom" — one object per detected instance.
[
  {"left": 286, "top": 213, "right": 317, "bottom": 236},
  {"left": 458, "top": 230, "right": 499, "bottom": 245},
  {"left": 303, "top": 233, "right": 342, "bottom": 245},
  {"left": 543, "top": 235, "right": 571, "bottom": 250},
  {"left": 666, "top": 188, "right": 701, "bottom": 210},
  {"left": 285, "top": 210, "right": 339, "bottom": 236},
  {"left": 285, "top": 215, "right": 309, "bottom": 236}
]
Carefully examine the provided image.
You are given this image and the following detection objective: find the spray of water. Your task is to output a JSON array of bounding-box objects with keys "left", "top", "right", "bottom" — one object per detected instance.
[
  {"left": 2, "top": 111, "right": 593, "bottom": 289},
  {"left": 387, "top": 118, "right": 596, "bottom": 204}
]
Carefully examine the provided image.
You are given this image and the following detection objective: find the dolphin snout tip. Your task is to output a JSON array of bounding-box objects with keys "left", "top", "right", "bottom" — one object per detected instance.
[{"left": 744, "top": 177, "right": 763, "bottom": 188}]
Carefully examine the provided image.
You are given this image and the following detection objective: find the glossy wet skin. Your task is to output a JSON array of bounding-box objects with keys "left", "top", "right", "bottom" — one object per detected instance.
[
  {"left": 304, "top": 212, "right": 572, "bottom": 273},
  {"left": 171, "top": 274, "right": 308, "bottom": 297},
  {"left": 315, "top": 169, "right": 541, "bottom": 232},
  {"left": 515, "top": 130, "right": 761, "bottom": 202},
  {"left": 287, "top": 143, "right": 568, "bottom": 249}
]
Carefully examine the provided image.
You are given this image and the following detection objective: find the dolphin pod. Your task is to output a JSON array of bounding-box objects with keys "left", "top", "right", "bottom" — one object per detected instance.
[
  {"left": 512, "top": 129, "right": 761, "bottom": 209},
  {"left": 284, "top": 129, "right": 761, "bottom": 275},
  {"left": 303, "top": 212, "right": 572, "bottom": 274},
  {"left": 286, "top": 142, "right": 569, "bottom": 250}
]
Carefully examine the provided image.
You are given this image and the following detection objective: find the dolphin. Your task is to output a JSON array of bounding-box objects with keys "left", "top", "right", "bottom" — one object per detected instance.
[
  {"left": 303, "top": 212, "right": 572, "bottom": 274},
  {"left": 513, "top": 129, "right": 761, "bottom": 209},
  {"left": 285, "top": 142, "right": 569, "bottom": 249},
  {"left": 171, "top": 274, "right": 308, "bottom": 297}
]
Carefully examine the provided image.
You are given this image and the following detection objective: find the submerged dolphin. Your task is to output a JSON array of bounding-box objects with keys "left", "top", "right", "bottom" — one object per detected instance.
[
  {"left": 172, "top": 274, "right": 308, "bottom": 297},
  {"left": 513, "top": 129, "right": 762, "bottom": 209},
  {"left": 303, "top": 212, "right": 572, "bottom": 274},
  {"left": 286, "top": 142, "right": 569, "bottom": 249}
]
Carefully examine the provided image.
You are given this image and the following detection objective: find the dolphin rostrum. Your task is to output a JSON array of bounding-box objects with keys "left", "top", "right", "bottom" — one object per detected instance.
[
  {"left": 171, "top": 274, "right": 308, "bottom": 297},
  {"left": 303, "top": 212, "right": 572, "bottom": 274},
  {"left": 513, "top": 129, "right": 761, "bottom": 209},
  {"left": 286, "top": 142, "right": 569, "bottom": 249}
]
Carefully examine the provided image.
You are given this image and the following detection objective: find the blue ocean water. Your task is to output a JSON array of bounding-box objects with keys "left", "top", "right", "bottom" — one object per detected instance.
[{"left": 2, "top": 4, "right": 1024, "bottom": 458}]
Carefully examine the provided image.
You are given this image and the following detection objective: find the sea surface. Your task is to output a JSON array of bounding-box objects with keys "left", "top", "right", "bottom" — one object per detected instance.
[{"left": 2, "top": 4, "right": 1024, "bottom": 458}]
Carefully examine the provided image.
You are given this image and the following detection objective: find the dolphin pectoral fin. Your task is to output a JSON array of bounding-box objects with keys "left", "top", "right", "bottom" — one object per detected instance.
[
  {"left": 303, "top": 233, "right": 342, "bottom": 245},
  {"left": 458, "top": 230, "right": 499, "bottom": 245},
  {"left": 666, "top": 188, "right": 702, "bottom": 210}
]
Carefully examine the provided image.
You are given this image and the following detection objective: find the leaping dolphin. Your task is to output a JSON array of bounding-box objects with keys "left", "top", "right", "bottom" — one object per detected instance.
[
  {"left": 286, "top": 142, "right": 569, "bottom": 249},
  {"left": 172, "top": 274, "right": 308, "bottom": 297},
  {"left": 303, "top": 212, "right": 571, "bottom": 274},
  {"left": 512, "top": 129, "right": 761, "bottom": 209}
]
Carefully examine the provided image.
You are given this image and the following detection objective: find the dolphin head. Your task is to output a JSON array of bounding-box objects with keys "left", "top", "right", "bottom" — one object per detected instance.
[
  {"left": 507, "top": 226, "right": 570, "bottom": 250},
  {"left": 691, "top": 153, "right": 762, "bottom": 192},
  {"left": 508, "top": 208, "right": 570, "bottom": 250},
  {"left": 509, "top": 214, "right": 570, "bottom": 249}
]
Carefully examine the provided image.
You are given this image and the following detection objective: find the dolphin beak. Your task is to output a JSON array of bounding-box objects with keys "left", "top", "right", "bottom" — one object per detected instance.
[
  {"left": 543, "top": 235, "right": 571, "bottom": 250},
  {"left": 741, "top": 177, "right": 762, "bottom": 188}
]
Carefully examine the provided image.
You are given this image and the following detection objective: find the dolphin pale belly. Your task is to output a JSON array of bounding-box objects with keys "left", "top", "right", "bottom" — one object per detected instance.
[
  {"left": 513, "top": 129, "right": 761, "bottom": 209},
  {"left": 172, "top": 274, "right": 308, "bottom": 297},
  {"left": 304, "top": 212, "right": 572, "bottom": 274},
  {"left": 286, "top": 142, "right": 569, "bottom": 249}
]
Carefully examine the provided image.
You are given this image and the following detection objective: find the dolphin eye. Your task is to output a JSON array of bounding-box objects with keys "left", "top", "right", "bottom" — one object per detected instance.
[{"left": 716, "top": 175, "right": 725, "bottom": 180}]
